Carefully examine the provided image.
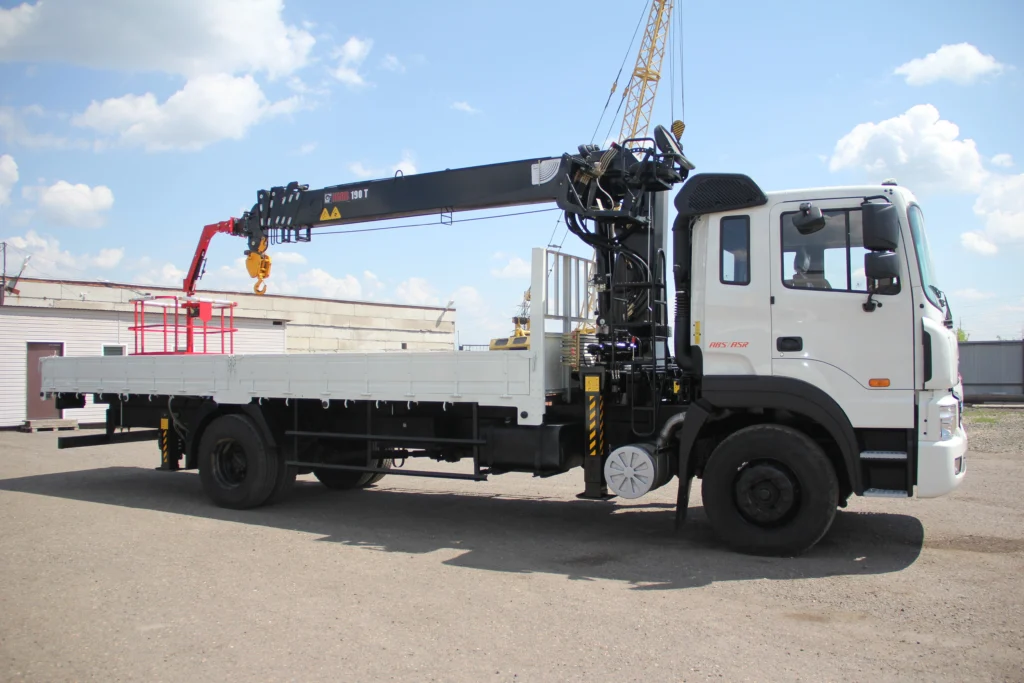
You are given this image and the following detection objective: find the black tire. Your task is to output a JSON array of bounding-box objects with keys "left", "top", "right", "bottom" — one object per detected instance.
[
  {"left": 197, "top": 414, "right": 279, "bottom": 510},
  {"left": 265, "top": 462, "right": 297, "bottom": 505},
  {"left": 701, "top": 424, "right": 838, "bottom": 556},
  {"left": 313, "top": 458, "right": 393, "bottom": 490}
]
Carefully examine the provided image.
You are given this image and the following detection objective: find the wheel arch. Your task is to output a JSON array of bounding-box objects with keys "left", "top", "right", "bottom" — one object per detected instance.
[
  {"left": 186, "top": 401, "right": 278, "bottom": 466},
  {"left": 676, "top": 376, "right": 861, "bottom": 497}
]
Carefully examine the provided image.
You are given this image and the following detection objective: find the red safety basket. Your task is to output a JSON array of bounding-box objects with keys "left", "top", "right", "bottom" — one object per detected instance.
[{"left": 129, "top": 295, "right": 237, "bottom": 355}]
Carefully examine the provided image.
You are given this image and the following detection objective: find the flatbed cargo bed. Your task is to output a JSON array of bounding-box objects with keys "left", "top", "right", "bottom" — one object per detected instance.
[
  {"left": 39, "top": 249, "right": 594, "bottom": 428},
  {"left": 40, "top": 349, "right": 547, "bottom": 425}
]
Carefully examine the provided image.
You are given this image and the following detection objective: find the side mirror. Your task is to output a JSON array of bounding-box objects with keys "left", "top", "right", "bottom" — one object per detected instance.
[
  {"left": 792, "top": 202, "right": 826, "bottom": 234},
  {"left": 862, "top": 202, "right": 900, "bottom": 251},
  {"left": 865, "top": 251, "right": 901, "bottom": 294}
]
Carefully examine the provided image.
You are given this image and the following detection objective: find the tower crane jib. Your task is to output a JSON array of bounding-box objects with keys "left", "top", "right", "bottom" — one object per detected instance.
[{"left": 619, "top": 0, "right": 674, "bottom": 143}]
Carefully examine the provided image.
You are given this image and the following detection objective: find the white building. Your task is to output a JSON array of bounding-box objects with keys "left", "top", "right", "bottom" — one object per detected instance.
[{"left": 0, "top": 277, "right": 456, "bottom": 428}]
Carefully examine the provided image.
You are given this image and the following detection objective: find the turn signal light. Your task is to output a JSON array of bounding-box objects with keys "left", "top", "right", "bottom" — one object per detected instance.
[{"left": 869, "top": 378, "right": 890, "bottom": 387}]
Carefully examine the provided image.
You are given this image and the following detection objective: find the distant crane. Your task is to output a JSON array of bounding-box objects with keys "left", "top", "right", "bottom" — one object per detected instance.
[
  {"left": 619, "top": 0, "right": 678, "bottom": 143},
  {"left": 490, "top": 0, "right": 685, "bottom": 350}
]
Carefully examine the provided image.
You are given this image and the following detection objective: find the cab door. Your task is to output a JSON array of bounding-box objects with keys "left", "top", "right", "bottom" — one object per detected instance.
[{"left": 769, "top": 197, "right": 915, "bottom": 428}]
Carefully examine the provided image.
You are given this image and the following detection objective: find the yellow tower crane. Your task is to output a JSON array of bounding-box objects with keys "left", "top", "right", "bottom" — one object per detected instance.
[
  {"left": 618, "top": 0, "right": 680, "bottom": 143},
  {"left": 487, "top": 0, "right": 683, "bottom": 352}
]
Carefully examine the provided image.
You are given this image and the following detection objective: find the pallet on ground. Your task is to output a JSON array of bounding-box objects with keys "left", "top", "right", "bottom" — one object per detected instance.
[{"left": 21, "top": 419, "right": 79, "bottom": 433}]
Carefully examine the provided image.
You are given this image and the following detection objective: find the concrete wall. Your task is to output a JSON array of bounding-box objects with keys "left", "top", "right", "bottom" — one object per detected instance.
[
  {"left": 3, "top": 278, "right": 456, "bottom": 353},
  {"left": 250, "top": 296, "right": 455, "bottom": 353}
]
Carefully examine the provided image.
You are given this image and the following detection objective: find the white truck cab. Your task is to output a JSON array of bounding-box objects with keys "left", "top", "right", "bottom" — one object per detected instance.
[{"left": 692, "top": 181, "right": 966, "bottom": 499}]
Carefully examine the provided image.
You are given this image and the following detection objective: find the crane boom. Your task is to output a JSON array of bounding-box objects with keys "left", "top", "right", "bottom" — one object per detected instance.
[
  {"left": 618, "top": 0, "right": 673, "bottom": 143},
  {"left": 184, "top": 132, "right": 692, "bottom": 298}
]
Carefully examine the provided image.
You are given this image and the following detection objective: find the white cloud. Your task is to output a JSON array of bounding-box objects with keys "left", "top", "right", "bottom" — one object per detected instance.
[
  {"left": 92, "top": 247, "right": 123, "bottom": 268},
  {"left": 135, "top": 262, "right": 186, "bottom": 287},
  {"left": 451, "top": 101, "right": 480, "bottom": 114},
  {"left": 348, "top": 151, "right": 417, "bottom": 179},
  {"left": 894, "top": 43, "right": 1005, "bottom": 86},
  {"left": 971, "top": 172, "right": 1024, "bottom": 251},
  {"left": 0, "top": 105, "right": 84, "bottom": 149},
  {"left": 0, "top": 0, "right": 314, "bottom": 79},
  {"left": 331, "top": 36, "right": 372, "bottom": 87},
  {"left": 348, "top": 162, "right": 376, "bottom": 179},
  {"left": 296, "top": 268, "right": 362, "bottom": 299},
  {"left": 953, "top": 288, "right": 994, "bottom": 301},
  {"left": 72, "top": 74, "right": 300, "bottom": 152},
  {"left": 960, "top": 231, "right": 998, "bottom": 255},
  {"left": 829, "top": 104, "right": 986, "bottom": 193},
  {"left": 830, "top": 104, "right": 1024, "bottom": 255},
  {"left": 381, "top": 54, "right": 404, "bottom": 72},
  {"left": 490, "top": 255, "right": 531, "bottom": 279},
  {"left": 450, "top": 285, "right": 512, "bottom": 343},
  {"left": 23, "top": 179, "right": 114, "bottom": 227},
  {"left": 0, "top": 153, "right": 17, "bottom": 205},
  {"left": 362, "top": 270, "right": 385, "bottom": 298},
  {"left": 6, "top": 230, "right": 124, "bottom": 276},
  {"left": 391, "top": 151, "right": 416, "bottom": 176},
  {"left": 271, "top": 251, "right": 307, "bottom": 265},
  {"left": 394, "top": 276, "right": 439, "bottom": 306},
  {"left": 296, "top": 142, "right": 317, "bottom": 155}
]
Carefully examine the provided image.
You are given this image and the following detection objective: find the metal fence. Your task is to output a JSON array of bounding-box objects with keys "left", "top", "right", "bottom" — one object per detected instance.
[{"left": 959, "top": 340, "right": 1024, "bottom": 403}]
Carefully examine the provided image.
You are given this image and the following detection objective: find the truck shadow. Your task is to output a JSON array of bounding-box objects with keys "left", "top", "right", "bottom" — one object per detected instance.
[{"left": 0, "top": 466, "right": 924, "bottom": 590}]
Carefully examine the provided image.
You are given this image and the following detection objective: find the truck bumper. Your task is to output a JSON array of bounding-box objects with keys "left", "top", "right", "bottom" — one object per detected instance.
[{"left": 916, "top": 429, "right": 967, "bottom": 498}]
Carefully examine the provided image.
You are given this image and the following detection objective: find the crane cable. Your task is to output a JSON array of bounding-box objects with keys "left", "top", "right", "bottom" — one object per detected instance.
[
  {"left": 589, "top": 0, "right": 652, "bottom": 147},
  {"left": 550, "top": 1, "right": 650, "bottom": 254}
]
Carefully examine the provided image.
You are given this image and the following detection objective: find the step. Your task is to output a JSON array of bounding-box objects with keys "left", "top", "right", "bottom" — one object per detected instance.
[
  {"left": 862, "top": 488, "right": 909, "bottom": 498},
  {"left": 860, "top": 450, "right": 907, "bottom": 460}
]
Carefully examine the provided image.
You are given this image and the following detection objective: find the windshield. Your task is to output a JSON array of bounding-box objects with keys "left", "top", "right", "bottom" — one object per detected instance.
[{"left": 907, "top": 203, "right": 942, "bottom": 310}]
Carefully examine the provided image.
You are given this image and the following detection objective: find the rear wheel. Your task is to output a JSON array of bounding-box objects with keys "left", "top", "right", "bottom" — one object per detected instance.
[
  {"left": 198, "top": 414, "right": 279, "bottom": 509},
  {"left": 313, "top": 459, "right": 393, "bottom": 489},
  {"left": 701, "top": 424, "right": 838, "bottom": 556},
  {"left": 310, "top": 444, "right": 393, "bottom": 490}
]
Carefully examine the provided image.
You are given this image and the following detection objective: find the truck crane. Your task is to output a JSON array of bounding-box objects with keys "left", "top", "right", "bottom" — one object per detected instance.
[{"left": 40, "top": 125, "right": 967, "bottom": 557}]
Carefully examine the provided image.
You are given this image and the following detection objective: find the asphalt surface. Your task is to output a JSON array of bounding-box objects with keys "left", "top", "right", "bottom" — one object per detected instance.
[{"left": 0, "top": 417, "right": 1021, "bottom": 682}]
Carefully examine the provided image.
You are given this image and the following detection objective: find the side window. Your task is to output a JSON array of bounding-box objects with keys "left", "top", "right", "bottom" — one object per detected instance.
[
  {"left": 720, "top": 216, "right": 750, "bottom": 285},
  {"left": 781, "top": 208, "right": 899, "bottom": 294},
  {"left": 102, "top": 345, "right": 125, "bottom": 356}
]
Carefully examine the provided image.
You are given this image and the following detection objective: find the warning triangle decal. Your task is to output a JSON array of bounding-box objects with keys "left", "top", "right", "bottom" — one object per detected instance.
[
  {"left": 329, "top": 206, "right": 341, "bottom": 219},
  {"left": 319, "top": 207, "right": 331, "bottom": 221}
]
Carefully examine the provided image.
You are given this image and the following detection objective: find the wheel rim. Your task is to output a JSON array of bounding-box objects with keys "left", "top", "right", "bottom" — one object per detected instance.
[
  {"left": 212, "top": 439, "right": 248, "bottom": 489},
  {"left": 733, "top": 460, "right": 800, "bottom": 526}
]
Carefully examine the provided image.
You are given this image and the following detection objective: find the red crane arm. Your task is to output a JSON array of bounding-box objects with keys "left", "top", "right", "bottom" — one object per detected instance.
[{"left": 183, "top": 219, "right": 236, "bottom": 296}]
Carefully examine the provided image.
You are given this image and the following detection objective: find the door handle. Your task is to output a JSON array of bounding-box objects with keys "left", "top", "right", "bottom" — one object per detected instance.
[{"left": 777, "top": 337, "right": 803, "bottom": 352}]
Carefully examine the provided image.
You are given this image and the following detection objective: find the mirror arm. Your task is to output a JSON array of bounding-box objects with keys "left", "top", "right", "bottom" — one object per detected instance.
[{"left": 862, "top": 292, "right": 883, "bottom": 313}]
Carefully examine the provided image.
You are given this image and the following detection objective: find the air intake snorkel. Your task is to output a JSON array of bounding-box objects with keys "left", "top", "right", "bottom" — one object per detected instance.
[{"left": 670, "top": 174, "right": 769, "bottom": 373}]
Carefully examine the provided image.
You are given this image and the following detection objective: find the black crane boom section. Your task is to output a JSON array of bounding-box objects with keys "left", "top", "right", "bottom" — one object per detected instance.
[{"left": 233, "top": 156, "right": 569, "bottom": 251}]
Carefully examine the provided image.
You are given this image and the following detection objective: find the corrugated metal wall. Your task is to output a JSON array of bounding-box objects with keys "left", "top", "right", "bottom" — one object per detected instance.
[
  {"left": 0, "top": 307, "right": 285, "bottom": 428},
  {"left": 959, "top": 341, "right": 1024, "bottom": 401}
]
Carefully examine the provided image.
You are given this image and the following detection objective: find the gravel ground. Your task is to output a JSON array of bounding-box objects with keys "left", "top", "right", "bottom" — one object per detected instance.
[
  {"left": 0, "top": 426, "right": 1021, "bottom": 682},
  {"left": 963, "top": 407, "right": 1024, "bottom": 453}
]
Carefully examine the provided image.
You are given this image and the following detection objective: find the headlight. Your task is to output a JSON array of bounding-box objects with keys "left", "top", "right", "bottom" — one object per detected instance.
[{"left": 939, "top": 405, "right": 955, "bottom": 440}]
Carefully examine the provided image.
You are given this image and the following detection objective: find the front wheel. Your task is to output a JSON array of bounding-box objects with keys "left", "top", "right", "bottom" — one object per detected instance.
[{"left": 701, "top": 424, "right": 839, "bottom": 556}]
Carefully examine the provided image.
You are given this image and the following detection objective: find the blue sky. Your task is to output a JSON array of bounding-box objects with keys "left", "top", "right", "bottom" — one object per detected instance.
[{"left": 0, "top": 0, "right": 1021, "bottom": 342}]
